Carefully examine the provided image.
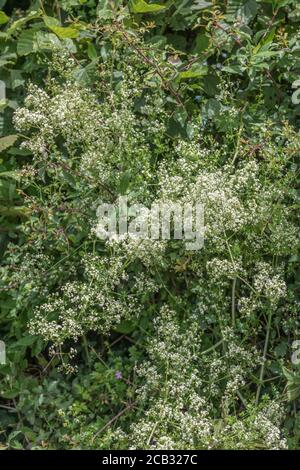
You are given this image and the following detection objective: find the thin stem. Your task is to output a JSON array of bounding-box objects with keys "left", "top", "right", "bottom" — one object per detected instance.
[
  {"left": 255, "top": 310, "right": 273, "bottom": 405},
  {"left": 231, "top": 277, "right": 237, "bottom": 327}
]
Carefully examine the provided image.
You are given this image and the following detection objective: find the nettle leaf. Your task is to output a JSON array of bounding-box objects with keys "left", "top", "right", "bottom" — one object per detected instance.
[
  {"left": 130, "top": 0, "right": 166, "bottom": 14},
  {"left": 0, "top": 10, "right": 9, "bottom": 25},
  {"left": 0, "top": 135, "right": 18, "bottom": 153},
  {"left": 17, "top": 29, "right": 37, "bottom": 56},
  {"left": 43, "top": 16, "right": 79, "bottom": 39}
]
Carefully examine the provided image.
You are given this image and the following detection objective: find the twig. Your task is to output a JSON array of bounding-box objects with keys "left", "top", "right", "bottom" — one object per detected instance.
[
  {"left": 119, "top": 28, "right": 184, "bottom": 107},
  {"left": 92, "top": 403, "right": 134, "bottom": 442}
]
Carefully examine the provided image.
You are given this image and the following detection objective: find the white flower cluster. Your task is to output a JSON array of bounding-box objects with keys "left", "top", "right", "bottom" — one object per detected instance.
[
  {"left": 29, "top": 254, "right": 158, "bottom": 343},
  {"left": 114, "top": 306, "right": 287, "bottom": 450}
]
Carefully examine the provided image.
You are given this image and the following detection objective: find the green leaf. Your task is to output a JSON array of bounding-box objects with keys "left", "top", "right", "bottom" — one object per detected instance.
[
  {"left": 204, "top": 98, "right": 221, "bottom": 119},
  {"left": 17, "top": 29, "right": 36, "bottom": 56},
  {"left": 0, "top": 205, "right": 30, "bottom": 217},
  {"left": 115, "top": 319, "right": 137, "bottom": 334},
  {"left": 0, "top": 10, "right": 9, "bottom": 25},
  {"left": 97, "top": 0, "right": 114, "bottom": 18},
  {"left": 43, "top": 16, "right": 79, "bottom": 39},
  {"left": 283, "top": 366, "right": 300, "bottom": 401},
  {"left": 194, "top": 33, "right": 210, "bottom": 53},
  {"left": 0, "top": 135, "right": 18, "bottom": 152},
  {"left": 87, "top": 42, "right": 98, "bottom": 60},
  {"left": 242, "top": 0, "right": 258, "bottom": 23},
  {"left": 130, "top": 0, "right": 166, "bottom": 14},
  {"left": 10, "top": 70, "right": 25, "bottom": 89},
  {"left": 179, "top": 64, "right": 208, "bottom": 79}
]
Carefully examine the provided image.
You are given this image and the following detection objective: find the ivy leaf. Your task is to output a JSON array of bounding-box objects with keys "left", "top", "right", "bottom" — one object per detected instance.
[
  {"left": 0, "top": 135, "right": 18, "bottom": 152},
  {"left": 43, "top": 16, "right": 79, "bottom": 39},
  {"left": 0, "top": 10, "right": 9, "bottom": 25},
  {"left": 129, "top": 0, "right": 166, "bottom": 14}
]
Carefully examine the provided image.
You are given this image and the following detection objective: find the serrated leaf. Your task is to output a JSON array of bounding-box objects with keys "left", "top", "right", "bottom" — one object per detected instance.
[
  {"left": 130, "top": 0, "right": 166, "bottom": 14},
  {"left": 17, "top": 29, "right": 36, "bottom": 56}
]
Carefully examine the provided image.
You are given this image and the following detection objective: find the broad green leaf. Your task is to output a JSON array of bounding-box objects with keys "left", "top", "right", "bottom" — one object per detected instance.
[
  {"left": 194, "top": 33, "right": 209, "bottom": 53},
  {"left": 35, "top": 31, "right": 61, "bottom": 50},
  {"left": 10, "top": 70, "right": 25, "bottom": 89},
  {"left": 179, "top": 64, "right": 208, "bottom": 79},
  {"left": 0, "top": 10, "right": 9, "bottom": 25},
  {"left": 87, "top": 42, "right": 98, "bottom": 60},
  {"left": 0, "top": 135, "right": 18, "bottom": 152},
  {"left": 17, "top": 29, "right": 36, "bottom": 56},
  {"left": 130, "top": 0, "right": 166, "bottom": 14},
  {"left": 44, "top": 16, "right": 79, "bottom": 39},
  {"left": 97, "top": 0, "right": 114, "bottom": 18},
  {"left": 241, "top": 0, "right": 258, "bottom": 23}
]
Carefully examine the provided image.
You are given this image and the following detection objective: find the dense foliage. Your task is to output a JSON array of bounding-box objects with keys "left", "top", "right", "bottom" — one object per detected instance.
[{"left": 0, "top": 0, "right": 299, "bottom": 449}]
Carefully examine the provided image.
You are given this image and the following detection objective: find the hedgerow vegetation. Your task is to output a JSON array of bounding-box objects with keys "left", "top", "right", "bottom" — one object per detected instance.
[{"left": 0, "top": 0, "right": 299, "bottom": 450}]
